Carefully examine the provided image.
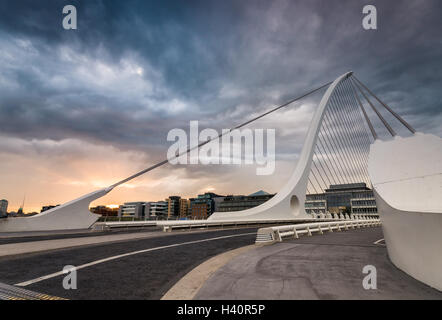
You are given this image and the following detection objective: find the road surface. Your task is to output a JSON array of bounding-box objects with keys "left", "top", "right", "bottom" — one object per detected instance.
[{"left": 0, "top": 227, "right": 257, "bottom": 299}]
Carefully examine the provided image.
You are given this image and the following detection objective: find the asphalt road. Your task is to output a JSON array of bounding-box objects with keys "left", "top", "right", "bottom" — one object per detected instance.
[{"left": 0, "top": 227, "right": 258, "bottom": 299}]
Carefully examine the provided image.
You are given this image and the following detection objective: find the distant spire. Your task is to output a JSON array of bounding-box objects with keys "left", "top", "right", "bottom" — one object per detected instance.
[{"left": 18, "top": 193, "right": 26, "bottom": 214}]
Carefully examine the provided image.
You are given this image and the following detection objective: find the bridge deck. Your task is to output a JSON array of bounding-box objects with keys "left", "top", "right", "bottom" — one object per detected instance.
[
  {"left": 195, "top": 227, "right": 442, "bottom": 299},
  {"left": 0, "top": 227, "right": 440, "bottom": 299}
]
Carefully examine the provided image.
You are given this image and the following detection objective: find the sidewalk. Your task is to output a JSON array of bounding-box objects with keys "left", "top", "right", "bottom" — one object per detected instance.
[{"left": 194, "top": 228, "right": 442, "bottom": 299}]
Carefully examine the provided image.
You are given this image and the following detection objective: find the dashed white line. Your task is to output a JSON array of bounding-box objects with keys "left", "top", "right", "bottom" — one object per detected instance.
[{"left": 15, "top": 232, "right": 255, "bottom": 287}]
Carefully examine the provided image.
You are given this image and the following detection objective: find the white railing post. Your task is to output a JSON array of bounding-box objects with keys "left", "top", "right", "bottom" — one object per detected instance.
[
  {"left": 293, "top": 227, "right": 299, "bottom": 239},
  {"left": 275, "top": 230, "right": 282, "bottom": 242}
]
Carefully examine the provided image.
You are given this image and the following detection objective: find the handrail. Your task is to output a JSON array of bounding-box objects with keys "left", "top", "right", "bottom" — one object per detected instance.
[
  {"left": 255, "top": 218, "right": 381, "bottom": 244},
  {"left": 97, "top": 214, "right": 379, "bottom": 232}
]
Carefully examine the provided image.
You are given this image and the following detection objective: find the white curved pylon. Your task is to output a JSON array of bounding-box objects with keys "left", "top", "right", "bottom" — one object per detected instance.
[
  {"left": 209, "top": 71, "right": 353, "bottom": 221},
  {"left": 0, "top": 187, "right": 113, "bottom": 232}
]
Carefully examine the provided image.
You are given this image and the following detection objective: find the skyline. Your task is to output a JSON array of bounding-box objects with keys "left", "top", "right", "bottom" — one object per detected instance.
[
  {"left": 1, "top": 0, "right": 442, "bottom": 212},
  {"left": 6, "top": 189, "right": 273, "bottom": 214}
]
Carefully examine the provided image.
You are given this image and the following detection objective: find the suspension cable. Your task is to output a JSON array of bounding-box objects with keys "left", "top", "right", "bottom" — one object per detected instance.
[{"left": 353, "top": 75, "right": 415, "bottom": 134}]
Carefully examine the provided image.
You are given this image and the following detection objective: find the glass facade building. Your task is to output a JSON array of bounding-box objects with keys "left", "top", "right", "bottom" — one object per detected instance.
[
  {"left": 214, "top": 191, "right": 274, "bottom": 212},
  {"left": 305, "top": 183, "right": 378, "bottom": 216}
]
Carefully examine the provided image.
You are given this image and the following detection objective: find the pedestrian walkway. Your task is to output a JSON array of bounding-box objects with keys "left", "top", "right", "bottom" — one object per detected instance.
[{"left": 194, "top": 228, "right": 442, "bottom": 299}]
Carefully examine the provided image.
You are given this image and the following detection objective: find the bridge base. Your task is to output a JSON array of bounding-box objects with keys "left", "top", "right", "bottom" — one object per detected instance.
[
  {"left": 0, "top": 188, "right": 111, "bottom": 232},
  {"left": 376, "top": 192, "right": 442, "bottom": 291},
  {"left": 369, "top": 133, "right": 442, "bottom": 292}
]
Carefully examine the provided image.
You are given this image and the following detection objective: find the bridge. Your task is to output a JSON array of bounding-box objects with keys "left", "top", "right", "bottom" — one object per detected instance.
[{"left": 0, "top": 71, "right": 441, "bottom": 298}]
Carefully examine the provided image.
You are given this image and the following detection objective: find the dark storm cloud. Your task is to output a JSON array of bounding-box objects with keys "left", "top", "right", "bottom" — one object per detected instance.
[{"left": 0, "top": 0, "right": 441, "bottom": 156}]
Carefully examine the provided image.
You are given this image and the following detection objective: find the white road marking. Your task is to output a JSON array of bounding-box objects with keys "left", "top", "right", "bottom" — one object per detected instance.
[
  {"left": 373, "top": 238, "right": 385, "bottom": 245},
  {"left": 15, "top": 232, "right": 255, "bottom": 287}
]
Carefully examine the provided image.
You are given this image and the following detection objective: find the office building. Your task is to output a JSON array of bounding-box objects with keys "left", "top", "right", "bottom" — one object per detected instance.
[
  {"left": 190, "top": 193, "right": 224, "bottom": 219},
  {"left": 147, "top": 201, "right": 168, "bottom": 217},
  {"left": 0, "top": 199, "right": 8, "bottom": 218},
  {"left": 305, "top": 183, "right": 378, "bottom": 216},
  {"left": 166, "top": 196, "right": 181, "bottom": 218},
  {"left": 214, "top": 190, "right": 274, "bottom": 212},
  {"left": 179, "top": 198, "right": 190, "bottom": 217},
  {"left": 118, "top": 202, "right": 146, "bottom": 218}
]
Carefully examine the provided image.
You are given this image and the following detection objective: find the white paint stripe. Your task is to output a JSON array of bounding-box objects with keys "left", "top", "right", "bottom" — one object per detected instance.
[
  {"left": 15, "top": 232, "right": 255, "bottom": 287},
  {"left": 373, "top": 238, "right": 385, "bottom": 245}
]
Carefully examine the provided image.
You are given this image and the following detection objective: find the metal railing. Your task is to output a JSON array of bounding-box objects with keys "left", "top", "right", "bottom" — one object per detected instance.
[
  {"left": 97, "top": 218, "right": 333, "bottom": 232},
  {"left": 93, "top": 220, "right": 158, "bottom": 231},
  {"left": 255, "top": 216, "right": 381, "bottom": 245},
  {"left": 157, "top": 219, "right": 310, "bottom": 232},
  {"left": 94, "top": 213, "right": 379, "bottom": 233},
  {"left": 157, "top": 215, "right": 378, "bottom": 232}
]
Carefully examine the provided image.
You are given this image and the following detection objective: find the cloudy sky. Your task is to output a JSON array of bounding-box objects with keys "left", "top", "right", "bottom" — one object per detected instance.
[{"left": 0, "top": 0, "right": 441, "bottom": 212}]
